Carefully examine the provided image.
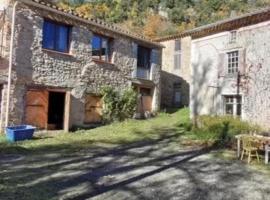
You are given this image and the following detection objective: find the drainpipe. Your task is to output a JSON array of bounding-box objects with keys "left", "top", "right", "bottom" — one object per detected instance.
[
  {"left": 0, "top": 9, "right": 6, "bottom": 57},
  {"left": 5, "top": 1, "right": 18, "bottom": 128}
]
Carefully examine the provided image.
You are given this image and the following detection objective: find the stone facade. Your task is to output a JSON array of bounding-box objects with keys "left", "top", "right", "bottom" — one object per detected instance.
[
  {"left": 160, "top": 36, "right": 191, "bottom": 108},
  {"left": 0, "top": 2, "right": 162, "bottom": 131},
  {"left": 191, "top": 20, "right": 270, "bottom": 128}
]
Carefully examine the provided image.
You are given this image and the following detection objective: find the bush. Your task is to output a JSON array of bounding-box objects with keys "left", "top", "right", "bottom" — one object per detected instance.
[
  {"left": 101, "top": 86, "right": 137, "bottom": 123},
  {"left": 195, "top": 115, "right": 261, "bottom": 146}
]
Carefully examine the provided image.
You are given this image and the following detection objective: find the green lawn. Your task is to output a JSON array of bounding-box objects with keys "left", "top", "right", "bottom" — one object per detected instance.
[
  {"left": 0, "top": 108, "right": 191, "bottom": 155},
  {"left": 1, "top": 108, "right": 270, "bottom": 200}
]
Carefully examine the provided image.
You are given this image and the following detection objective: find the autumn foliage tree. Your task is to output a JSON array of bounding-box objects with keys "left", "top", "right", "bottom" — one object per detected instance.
[{"left": 56, "top": 0, "right": 270, "bottom": 38}]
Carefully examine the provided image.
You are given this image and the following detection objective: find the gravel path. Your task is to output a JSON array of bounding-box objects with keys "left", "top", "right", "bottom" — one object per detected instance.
[{"left": 1, "top": 134, "right": 270, "bottom": 200}]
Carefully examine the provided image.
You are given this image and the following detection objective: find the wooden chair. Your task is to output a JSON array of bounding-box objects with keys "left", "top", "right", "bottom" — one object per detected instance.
[{"left": 241, "top": 136, "right": 260, "bottom": 164}]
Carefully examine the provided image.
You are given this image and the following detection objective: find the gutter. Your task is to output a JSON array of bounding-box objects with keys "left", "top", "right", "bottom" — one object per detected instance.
[{"left": 5, "top": 1, "right": 18, "bottom": 128}]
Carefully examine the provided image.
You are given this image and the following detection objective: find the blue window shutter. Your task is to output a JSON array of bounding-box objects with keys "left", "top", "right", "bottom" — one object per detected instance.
[
  {"left": 132, "top": 42, "right": 138, "bottom": 59},
  {"left": 151, "top": 49, "right": 159, "bottom": 65},
  {"left": 42, "top": 20, "right": 70, "bottom": 52},
  {"left": 56, "top": 25, "right": 69, "bottom": 52},
  {"left": 43, "top": 20, "right": 55, "bottom": 50}
]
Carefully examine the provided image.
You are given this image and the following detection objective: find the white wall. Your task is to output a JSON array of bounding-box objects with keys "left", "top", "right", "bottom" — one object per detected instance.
[{"left": 191, "top": 20, "right": 270, "bottom": 127}]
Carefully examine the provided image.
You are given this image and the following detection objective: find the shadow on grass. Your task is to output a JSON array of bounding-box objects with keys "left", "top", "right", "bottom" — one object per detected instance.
[{"left": 1, "top": 126, "right": 269, "bottom": 200}]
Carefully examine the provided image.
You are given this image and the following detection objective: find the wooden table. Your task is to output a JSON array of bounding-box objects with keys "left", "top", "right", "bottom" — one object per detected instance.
[{"left": 236, "top": 134, "right": 270, "bottom": 164}]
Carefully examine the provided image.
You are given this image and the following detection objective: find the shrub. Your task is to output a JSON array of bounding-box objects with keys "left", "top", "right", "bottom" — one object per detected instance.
[
  {"left": 101, "top": 86, "right": 137, "bottom": 123},
  {"left": 196, "top": 115, "right": 261, "bottom": 146}
]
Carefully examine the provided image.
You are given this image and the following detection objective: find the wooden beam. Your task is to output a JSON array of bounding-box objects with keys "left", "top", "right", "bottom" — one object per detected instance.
[{"left": 64, "top": 91, "right": 71, "bottom": 132}]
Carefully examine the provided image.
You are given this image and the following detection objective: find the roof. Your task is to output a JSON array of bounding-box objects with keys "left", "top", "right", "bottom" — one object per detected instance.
[
  {"left": 17, "top": 0, "right": 163, "bottom": 48},
  {"left": 155, "top": 7, "right": 270, "bottom": 42}
]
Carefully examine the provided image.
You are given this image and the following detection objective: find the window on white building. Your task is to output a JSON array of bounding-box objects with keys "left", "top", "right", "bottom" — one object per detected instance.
[
  {"left": 229, "top": 31, "right": 237, "bottom": 44},
  {"left": 227, "top": 51, "right": 239, "bottom": 74},
  {"left": 224, "top": 95, "right": 242, "bottom": 116},
  {"left": 174, "top": 40, "right": 181, "bottom": 69},
  {"left": 173, "top": 83, "right": 181, "bottom": 107}
]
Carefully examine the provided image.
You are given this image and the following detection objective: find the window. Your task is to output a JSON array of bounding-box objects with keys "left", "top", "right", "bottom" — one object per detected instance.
[
  {"left": 173, "top": 83, "right": 181, "bottom": 107},
  {"left": 174, "top": 40, "right": 181, "bottom": 69},
  {"left": 43, "top": 20, "right": 71, "bottom": 53},
  {"left": 229, "top": 31, "right": 237, "bottom": 44},
  {"left": 224, "top": 95, "right": 242, "bottom": 116},
  {"left": 92, "top": 34, "right": 111, "bottom": 62},
  {"left": 137, "top": 45, "right": 151, "bottom": 69},
  {"left": 227, "top": 51, "right": 239, "bottom": 74},
  {"left": 140, "top": 87, "right": 151, "bottom": 96}
]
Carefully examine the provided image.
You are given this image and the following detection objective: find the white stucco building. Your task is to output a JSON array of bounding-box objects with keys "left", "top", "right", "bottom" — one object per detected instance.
[{"left": 158, "top": 8, "right": 270, "bottom": 128}]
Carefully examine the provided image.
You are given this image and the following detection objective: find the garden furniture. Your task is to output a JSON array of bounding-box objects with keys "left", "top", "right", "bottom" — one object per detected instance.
[
  {"left": 240, "top": 136, "right": 260, "bottom": 164},
  {"left": 236, "top": 134, "right": 270, "bottom": 164}
]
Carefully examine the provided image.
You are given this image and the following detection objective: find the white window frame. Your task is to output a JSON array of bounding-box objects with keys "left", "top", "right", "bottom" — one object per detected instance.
[
  {"left": 229, "top": 30, "right": 237, "bottom": 44},
  {"left": 174, "top": 40, "right": 181, "bottom": 70},
  {"left": 227, "top": 50, "right": 239, "bottom": 74},
  {"left": 223, "top": 95, "right": 242, "bottom": 117}
]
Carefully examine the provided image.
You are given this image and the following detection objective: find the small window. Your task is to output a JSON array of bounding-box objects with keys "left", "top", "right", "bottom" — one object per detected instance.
[
  {"left": 175, "top": 40, "right": 181, "bottom": 51},
  {"left": 229, "top": 31, "right": 237, "bottom": 44},
  {"left": 174, "top": 40, "right": 181, "bottom": 69},
  {"left": 224, "top": 95, "right": 242, "bottom": 116},
  {"left": 92, "top": 34, "right": 112, "bottom": 62},
  {"left": 173, "top": 83, "right": 181, "bottom": 106},
  {"left": 140, "top": 87, "right": 151, "bottom": 96},
  {"left": 43, "top": 20, "right": 71, "bottom": 53},
  {"left": 227, "top": 51, "right": 239, "bottom": 74},
  {"left": 137, "top": 45, "right": 151, "bottom": 69}
]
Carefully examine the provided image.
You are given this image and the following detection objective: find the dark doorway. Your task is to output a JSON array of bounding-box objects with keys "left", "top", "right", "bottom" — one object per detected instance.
[{"left": 48, "top": 91, "right": 65, "bottom": 130}]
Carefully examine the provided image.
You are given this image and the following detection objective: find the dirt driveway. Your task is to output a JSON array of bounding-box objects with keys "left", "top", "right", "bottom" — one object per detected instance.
[{"left": 1, "top": 133, "right": 270, "bottom": 200}]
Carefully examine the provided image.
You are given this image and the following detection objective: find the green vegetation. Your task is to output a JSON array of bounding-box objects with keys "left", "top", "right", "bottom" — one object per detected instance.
[
  {"left": 0, "top": 108, "right": 189, "bottom": 154},
  {"left": 194, "top": 115, "right": 261, "bottom": 146},
  {"left": 101, "top": 86, "right": 137, "bottom": 123},
  {"left": 55, "top": 0, "right": 270, "bottom": 38},
  {"left": 0, "top": 108, "right": 260, "bottom": 155}
]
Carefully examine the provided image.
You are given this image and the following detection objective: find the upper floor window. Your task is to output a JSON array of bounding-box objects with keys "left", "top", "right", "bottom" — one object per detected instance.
[
  {"left": 42, "top": 20, "right": 71, "bottom": 53},
  {"left": 224, "top": 95, "right": 242, "bottom": 116},
  {"left": 174, "top": 40, "right": 181, "bottom": 69},
  {"left": 92, "top": 34, "right": 111, "bottom": 62},
  {"left": 137, "top": 45, "right": 151, "bottom": 69},
  {"left": 229, "top": 31, "right": 237, "bottom": 44},
  {"left": 227, "top": 51, "right": 239, "bottom": 74}
]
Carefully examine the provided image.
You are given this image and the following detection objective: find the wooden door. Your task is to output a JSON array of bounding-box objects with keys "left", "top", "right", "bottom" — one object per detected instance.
[
  {"left": 84, "top": 95, "right": 102, "bottom": 123},
  {"left": 25, "top": 90, "right": 48, "bottom": 129},
  {"left": 137, "top": 96, "right": 152, "bottom": 113},
  {"left": 142, "top": 96, "right": 152, "bottom": 112}
]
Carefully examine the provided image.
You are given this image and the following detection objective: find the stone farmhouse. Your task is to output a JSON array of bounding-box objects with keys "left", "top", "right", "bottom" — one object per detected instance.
[
  {"left": 157, "top": 37, "right": 191, "bottom": 108},
  {"left": 0, "top": 0, "right": 162, "bottom": 131},
  {"left": 1, "top": 0, "right": 270, "bottom": 132},
  {"left": 157, "top": 8, "right": 270, "bottom": 128}
]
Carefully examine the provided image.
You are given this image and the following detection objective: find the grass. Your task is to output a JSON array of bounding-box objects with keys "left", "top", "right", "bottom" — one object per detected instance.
[
  {"left": 0, "top": 108, "right": 190, "bottom": 155},
  {"left": 1, "top": 108, "right": 270, "bottom": 200},
  {"left": 212, "top": 149, "right": 270, "bottom": 175}
]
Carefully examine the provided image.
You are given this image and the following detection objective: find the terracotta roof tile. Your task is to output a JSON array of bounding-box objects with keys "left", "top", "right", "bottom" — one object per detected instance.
[
  {"left": 155, "top": 7, "right": 270, "bottom": 42},
  {"left": 18, "top": 0, "right": 163, "bottom": 48}
]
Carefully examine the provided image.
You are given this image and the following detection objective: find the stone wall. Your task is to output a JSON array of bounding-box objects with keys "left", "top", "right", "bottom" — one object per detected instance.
[
  {"left": 2, "top": 3, "right": 161, "bottom": 129},
  {"left": 160, "top": 36, "right": 191, "bottom": 108},
  {"left": 191, "top": 20, "right": 270, "bottom": 128}
]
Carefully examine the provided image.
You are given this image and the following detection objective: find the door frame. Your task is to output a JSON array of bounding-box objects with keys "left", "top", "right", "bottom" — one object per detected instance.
[{"left": 24, "top": 86, "right": 71, "bottom": 131}]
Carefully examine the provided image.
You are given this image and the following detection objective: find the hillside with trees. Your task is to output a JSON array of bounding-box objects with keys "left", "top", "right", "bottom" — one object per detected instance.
[{"left": 52, "top": 0, "right": 270, "bottom": 38}]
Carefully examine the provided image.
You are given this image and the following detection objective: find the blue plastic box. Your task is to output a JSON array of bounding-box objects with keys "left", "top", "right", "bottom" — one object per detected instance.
[{"left": 6, "top": 125, "right": 35, "bottom": 142}]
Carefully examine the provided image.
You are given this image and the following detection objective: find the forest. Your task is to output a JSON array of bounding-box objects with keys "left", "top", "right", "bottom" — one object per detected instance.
[{"left": 52, "top": 0, "right": 270, "bottom": 38}]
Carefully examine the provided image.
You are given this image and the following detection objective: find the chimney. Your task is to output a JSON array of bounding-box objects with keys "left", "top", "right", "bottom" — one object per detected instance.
[{"left": 230, "top": 10, "right": 237, "bottom": 18}]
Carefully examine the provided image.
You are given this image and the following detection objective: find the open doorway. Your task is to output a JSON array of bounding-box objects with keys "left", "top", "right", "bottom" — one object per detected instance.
[{"left": 48, "top": 91, "right": 65, "bottom": 130}]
